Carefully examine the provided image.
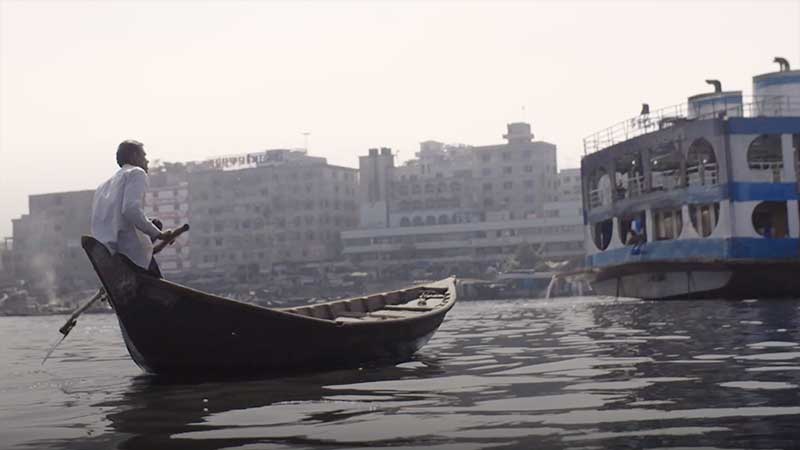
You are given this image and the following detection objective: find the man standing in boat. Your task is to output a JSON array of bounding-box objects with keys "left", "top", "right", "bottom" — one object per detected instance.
[{"left": 90, "top": 140, "right": 174, "bottom": 277}]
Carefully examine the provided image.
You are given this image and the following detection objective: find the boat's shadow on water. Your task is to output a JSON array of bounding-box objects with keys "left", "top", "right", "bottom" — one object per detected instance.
[{"left": 25, "top": 355, "right": 448, "bottom": 450}]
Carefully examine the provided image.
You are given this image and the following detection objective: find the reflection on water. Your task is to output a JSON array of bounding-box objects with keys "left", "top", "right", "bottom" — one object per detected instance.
[{"left": 2, "top": 296, "right": 800, "bottom": 449}]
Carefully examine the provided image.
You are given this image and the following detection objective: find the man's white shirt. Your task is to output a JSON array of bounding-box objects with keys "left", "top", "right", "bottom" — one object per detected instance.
[{"left": 91, "top": 164, "right": 161, "bottom": 269}]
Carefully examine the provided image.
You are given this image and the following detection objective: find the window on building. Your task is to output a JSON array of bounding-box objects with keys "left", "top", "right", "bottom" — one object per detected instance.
[
  {"left": 504, "top": 182, "right": 513, "bottom": 190},
  {"left": 503, "top": 166, "right": 512, "bottom": 174}
]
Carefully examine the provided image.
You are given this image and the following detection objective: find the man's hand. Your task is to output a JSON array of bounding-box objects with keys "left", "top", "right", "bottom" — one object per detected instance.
[{"left": 156, "top": 229, "right": 175, "bottom": 242}]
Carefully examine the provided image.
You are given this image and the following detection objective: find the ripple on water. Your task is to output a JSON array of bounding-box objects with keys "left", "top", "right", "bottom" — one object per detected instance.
[{"left": 718, "top": 381, "right": 798, "bottom": 390}]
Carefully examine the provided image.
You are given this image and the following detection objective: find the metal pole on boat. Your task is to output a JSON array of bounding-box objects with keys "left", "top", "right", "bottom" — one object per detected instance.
[{"left": 42, "top": 224, "right": 190, "bottom": 365}]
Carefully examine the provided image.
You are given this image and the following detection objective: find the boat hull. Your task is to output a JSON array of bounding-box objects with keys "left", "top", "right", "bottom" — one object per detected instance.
[
  {"left": 591, "top": 260, "right": 800, "bottom": 300},
  {"left": 81, "top": 237, "right": 456, "bottom": 376}
]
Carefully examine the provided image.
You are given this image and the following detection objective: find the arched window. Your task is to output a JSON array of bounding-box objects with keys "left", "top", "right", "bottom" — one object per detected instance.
[
  {"left": 752, "top": 201, "right": 788, "bottom": 238},
  {"left": 591, "top": 219, "right": 613, "bottom": 250},
  {"left": 438, "top": 214, "right": 449, "bottom": 225},
  {"left": 619, "top": 212, "right": 647, "bottom": 245},
  {"left": 412, "top": 216, "right": 423, "bottom": 226},
  {"left": 747, "top": 134, "right": 783, "bottom": 182},
  {"left": 653, "top": 208, "right": 683, "bottom": 240},
  {"left": 400, "top": 217, "right": 411, "bottom": 227},
  {"left": 689, "top": 203, "right": 720, "bottom": 237},
  {"left": 687, "top": 138, "right": 718, "bottom": 186},
  {"left": 650, "top": 142, "right": 684, "bottom": 191},
  {"left": 425, "top": 215, "right": 436, "bottom": 225},
  {"left": 613, "top": 153, "right": 644, "bottom": 199},
  {"left": 588, "top": 167, "right": 611, "bottom": 209}
]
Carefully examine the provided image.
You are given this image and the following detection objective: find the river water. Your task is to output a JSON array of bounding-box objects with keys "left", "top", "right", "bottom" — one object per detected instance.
[{"left": 2, "top": 296, "right": 800, "bottom": 449}]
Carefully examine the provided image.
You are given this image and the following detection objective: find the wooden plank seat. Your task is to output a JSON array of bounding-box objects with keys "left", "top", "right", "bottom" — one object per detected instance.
[{"left": 383, "top": 304, "right": 436, "bottom": 312}]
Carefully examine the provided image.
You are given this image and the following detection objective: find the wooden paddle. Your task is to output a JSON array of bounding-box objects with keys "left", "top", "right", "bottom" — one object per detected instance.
[{"left": 42, "top": 223, "right": 190, "bottom": 364}]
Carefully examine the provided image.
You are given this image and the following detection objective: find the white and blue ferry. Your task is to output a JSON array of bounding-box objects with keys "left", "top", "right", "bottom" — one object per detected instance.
[{"left": 581, "top": 58, "right": 800, "bottom": 299}]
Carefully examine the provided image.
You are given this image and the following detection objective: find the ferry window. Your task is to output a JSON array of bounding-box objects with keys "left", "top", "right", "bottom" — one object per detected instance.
[
  {"left": 400, "top": 217, "right": 411, "bottom": 227},
  {"left": 794, "top": 134, "right": 799, "bottom": 186},
  {"left": 689, "top": 203, "right": 720, "bottom": 237},
  {"left": 654, "top": 208, "right": 683, "bottom": 240},
  {"left": 752, "top": 201, "right": 788, "bottom": 238},
  {"left": 619, "top": 212, "right": 647, "bottom": 245},
  {"left": 438, "top": 215, "right": 449, "bottom": 225},
  {"left": 687, "top": 138, "right": 718, "bottom": 186},
  {"left": 747, "top": 134, "right": 783, "bottom": 181},
  {"left": 650, "top": 142, "right": 684, "bottom": 191},
  {"left": 591, "top": 219, "right": 613, "bottom": 250},
  {"left": 588, "top": 167, "right": 612, "bottom": 208}
]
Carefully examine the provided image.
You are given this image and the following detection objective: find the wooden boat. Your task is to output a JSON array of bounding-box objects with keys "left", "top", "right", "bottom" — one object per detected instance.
[{"left": 81, "top": 236, "right": 457, "bottom": 376}]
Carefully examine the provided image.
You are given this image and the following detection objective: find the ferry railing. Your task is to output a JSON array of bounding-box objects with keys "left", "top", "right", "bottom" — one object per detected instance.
[
  {"left": 749, "top": 161, "right": 784, "bottom": 182},
  {"left": 583, "top": 95, "right": 800, "bottom": 155},
  {"left": 686, "top": 162, "right": 719, "bottom": 186}
]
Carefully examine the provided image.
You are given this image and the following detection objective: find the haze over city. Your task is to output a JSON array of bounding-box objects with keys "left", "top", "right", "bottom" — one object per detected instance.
[{"left": 1, "top": 0, "right": 798, "bottom": 237}]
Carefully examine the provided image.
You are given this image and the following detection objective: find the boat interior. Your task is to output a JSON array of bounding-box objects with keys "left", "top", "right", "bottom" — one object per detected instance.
[{"left": 282, "top": 285, "right": 451, "bottom": 323}]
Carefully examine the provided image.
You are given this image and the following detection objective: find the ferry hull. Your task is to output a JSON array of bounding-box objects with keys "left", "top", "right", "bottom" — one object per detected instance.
[{"left": 591, "top": 260, "right": 800, "bottom": 300}]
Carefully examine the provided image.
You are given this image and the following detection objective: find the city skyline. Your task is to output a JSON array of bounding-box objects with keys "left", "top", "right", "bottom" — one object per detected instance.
[{"left": 2, "top": 0, "right": 799, "bottom": 237}]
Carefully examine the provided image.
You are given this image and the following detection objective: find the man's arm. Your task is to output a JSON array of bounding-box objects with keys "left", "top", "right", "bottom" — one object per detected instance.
[{"left": 122, "top": 169, "right": 166, "bottom": 240}]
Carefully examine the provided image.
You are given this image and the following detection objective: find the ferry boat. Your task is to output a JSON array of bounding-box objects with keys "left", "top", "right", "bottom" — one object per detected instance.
[{"left": 581, "top": 58, "right": 800, "bottom": 300}]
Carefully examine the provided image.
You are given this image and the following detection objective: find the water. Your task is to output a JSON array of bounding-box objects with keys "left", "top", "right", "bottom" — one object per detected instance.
[{"left": 2, "top": 296, "right": 800, "bottom": 449}]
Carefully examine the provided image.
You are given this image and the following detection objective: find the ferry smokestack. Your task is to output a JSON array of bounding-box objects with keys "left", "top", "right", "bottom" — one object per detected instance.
[
  {"left": 640, "top": 103, "right": 650, "bottom": 115},
  {"left": 705, "top": 79, "right": 722, "bottom": 93},
  {"left": 773, "top": 57, "right": 790, "bottom": 72}
]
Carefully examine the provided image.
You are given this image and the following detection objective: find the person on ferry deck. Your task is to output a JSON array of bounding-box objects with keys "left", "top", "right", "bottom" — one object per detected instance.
[{"left": 91, "top": 140, "right": 174, "bottom": 277}]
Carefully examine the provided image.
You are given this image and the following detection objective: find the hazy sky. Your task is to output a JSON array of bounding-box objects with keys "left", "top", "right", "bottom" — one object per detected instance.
[{"left": 1, "top": 0, "right": 799, "bottom": 237}]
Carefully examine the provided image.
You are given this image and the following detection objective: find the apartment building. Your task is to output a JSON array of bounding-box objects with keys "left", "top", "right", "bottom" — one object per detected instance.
[
  {"left": 187, "top": 149, "right": 358, "bottom": 280},
  {"left": 384, "top": 123, "right": 559, "bottom": 227},
  {"left": 556, "top": 168, "right": 582, "bottom": 202},
  {"left": 344, "top": 122, "right": 583, "bottom": 278},
  {"left": 145, "top": 162, "right": 192, "bottom": 274},
  {"left": 342, "top": 210, "right": 584, "bottom": 278},
  {"left": 9, "top": 190, "right": 96, "bottom": 290}
]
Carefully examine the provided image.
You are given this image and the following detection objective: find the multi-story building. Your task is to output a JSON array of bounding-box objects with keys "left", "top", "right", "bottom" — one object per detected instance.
[
  {"left": 0, "top": 240, "right": 9, "bottom": 283},
  {"left": 344, "top": 122, "right": 582, "bottom": 278},
  {"left": 384, "top": 123, "right": 558, "bottom": 227},
  {"left": 341, "top": 213, "right": 584, "bottom": 278},
  {"left": 145, "top": 162, "right": 192, "bottom": 274},
  {"left": 556, "top": 168, "right": 582, "bottom": 202},
  {"left": 188, "top": 149, "right": 358, "bottom": 281},
  {"left": 9, "top": 190, "right": 96, "bottom": 291}
]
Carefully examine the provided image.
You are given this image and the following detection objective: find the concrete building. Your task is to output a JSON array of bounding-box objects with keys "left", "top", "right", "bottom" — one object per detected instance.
[
  {"left": 187, "top": 149, "right": 358, "bottom": 281},
  {"left": 341, "top": 213, "right": 584, "bottom": 278},
  {"left": 383, "top": 123, "right": 559, "bottom": 228},
  {"left": 145, "top": 162, "right": 192, "bottom": 274},
  {"left": 9, "top": 190, "right": 96, "bottom": 291},
  {"left": 0, "top": 239, "right": 9, "bottom": 283},
  {"left": 343, "top": 122, "right": 582, "bottom": 279},
  {"left": 556, "top": 168, "right": 582, "bottom": 202}
]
